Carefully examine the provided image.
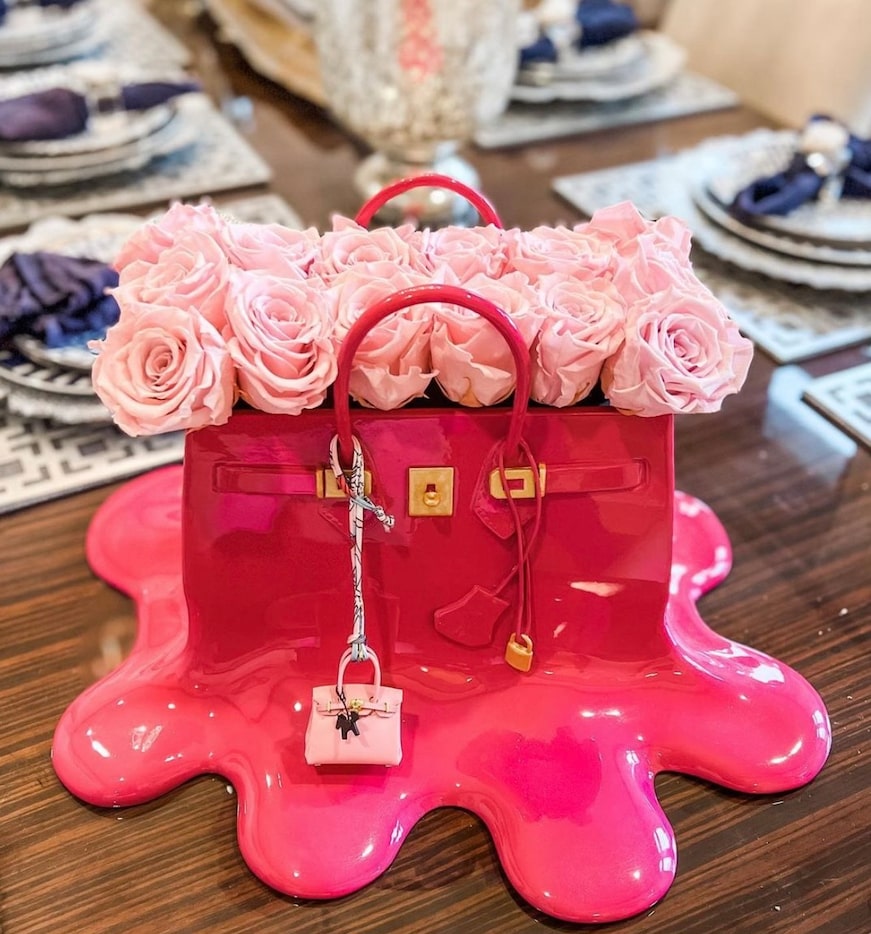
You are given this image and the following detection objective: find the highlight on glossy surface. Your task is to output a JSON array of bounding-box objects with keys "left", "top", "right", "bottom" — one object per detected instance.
[{"left": 52, "top": 409, "right": 831, "bottom": 924}]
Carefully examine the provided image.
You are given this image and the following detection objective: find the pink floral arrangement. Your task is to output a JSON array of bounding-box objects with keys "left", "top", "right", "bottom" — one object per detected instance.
[{"left": 91, "top": 200, "right": 753, "bottom": 436}]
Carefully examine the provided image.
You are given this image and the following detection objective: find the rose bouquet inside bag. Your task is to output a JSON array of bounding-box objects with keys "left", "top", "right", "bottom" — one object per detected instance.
[{"left": 92, "top": 178, "right": 752, "bottom": 433}]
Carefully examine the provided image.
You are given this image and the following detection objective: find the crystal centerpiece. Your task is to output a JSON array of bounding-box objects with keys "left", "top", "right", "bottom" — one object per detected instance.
[{"left": 313, "top": 0, "right": 519, "bottom": 224}]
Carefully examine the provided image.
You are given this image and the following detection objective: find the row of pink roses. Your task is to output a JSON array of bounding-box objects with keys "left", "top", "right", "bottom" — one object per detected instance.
[{"left": 91, "top": 199, "right": 753, "bottom": 436}]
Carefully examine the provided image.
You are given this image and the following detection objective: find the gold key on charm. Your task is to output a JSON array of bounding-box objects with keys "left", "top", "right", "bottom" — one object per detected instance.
[{"left": 505, "top": 633, "right": 534, "bottom": 672}]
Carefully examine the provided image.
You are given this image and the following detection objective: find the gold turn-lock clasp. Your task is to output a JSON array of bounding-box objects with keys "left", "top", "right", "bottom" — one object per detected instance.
[
  {"left": 488, "top": 465, "right": 547, "bottom": 500},
  {"left": 316, "top": 468, "right": 372, "bottom": 499},
  {"left": 408, "top": 467, "right": 455, "bottom": 517}
]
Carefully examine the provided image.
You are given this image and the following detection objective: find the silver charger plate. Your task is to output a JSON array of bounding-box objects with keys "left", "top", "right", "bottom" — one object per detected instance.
[
  {"left": 704, "top": 130, "right": 871, "bottom": 249},
  {"left": 0, "top": 348, "right": 96, "bottom": 396},
  {"left": 511, "top": 31, "right": 685, "bottom": 104},
  {"left": 13, "top": 332, "right": 99, "bottom": 372},
  {"left": 0, "top": 379, "right": 112, "bottom": 424}
]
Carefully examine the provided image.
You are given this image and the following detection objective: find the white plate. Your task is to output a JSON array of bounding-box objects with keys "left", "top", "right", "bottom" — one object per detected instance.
[
  {"left": 0, "top": 96, "right": 199, "bottom": 187},
  {"left": 661, "top": 132, "right": 871, "bottom": 290},
  {"left": 0, "top": 3, "right": 97, "bottom": 66},
  {"left": 704, "top": 130, "right": 871, "bottom": 249},
  {"left": 0, "top": 2, "right": 95, "bottom": 50},
  {"left": 519, "top": 33, "right": 646, "bottom": 83},
  {"left": 691, "top": 182, "right": 871, "bottom": 267},
  {"left": 511, "top": 31, "right": 685, "bottom": 104},
  {"left": 0, "top": 102, "right": 176, "bottom": 159}
]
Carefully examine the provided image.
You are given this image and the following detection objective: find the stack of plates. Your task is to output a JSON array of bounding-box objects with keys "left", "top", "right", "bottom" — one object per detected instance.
[
  {"left": 513, "top": 31, "right": 685, "bottom": 104},
  {"left": 0, "top": 1, "right": 99, "bottom": 68},
  {"left": 0, "top": 66, "right": 200, "bottom": 187},
  {"left": 0, "top": 212, "right": 142, "bottom": 424},
  {"left": 678, "top": 130, "right": 871, "bottom": 291}
]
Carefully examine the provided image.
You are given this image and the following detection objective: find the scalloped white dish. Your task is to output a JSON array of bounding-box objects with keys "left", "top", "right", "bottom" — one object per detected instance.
[
  {"left": 0, "top": 103, "right": 176, "bottom": 160},
  {"left": 703, "top": 130, "right": 871, "bottom": 249},
  {"left": 511, "top": 32, "right": 685, "bottom": 104}
]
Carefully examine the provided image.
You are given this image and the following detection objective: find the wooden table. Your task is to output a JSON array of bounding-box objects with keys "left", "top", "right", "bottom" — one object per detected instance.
[{"left": 1, "top": 6, "right": 868, "bottom": 933}]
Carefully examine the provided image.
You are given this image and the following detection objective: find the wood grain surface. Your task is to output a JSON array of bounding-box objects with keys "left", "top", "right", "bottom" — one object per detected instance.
[{"left": 0, "top": 4, "right": 868, "bottom": 933}]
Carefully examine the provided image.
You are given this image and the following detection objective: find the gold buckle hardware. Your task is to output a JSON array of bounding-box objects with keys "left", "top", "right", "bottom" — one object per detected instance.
[
  {"left": 488, "top": 465, "right": 546, "bottom": 500},
  {"left": 408, "top": 467, "right": 455, "bottom": 517},
  {"left": 316, "top": 468, "right": 372, "bottom": 499}
]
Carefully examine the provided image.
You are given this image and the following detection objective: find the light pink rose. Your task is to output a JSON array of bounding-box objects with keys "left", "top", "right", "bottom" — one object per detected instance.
[
  {"left": 531, "top": 276, "right": 626, "bottom": 406},
  {"left": 113, "top": 202, "right": 229, "bottom": 273},
  {"left": 431, "top": 270, "right": 541, "bottom": 407},
  {"left": 326, "top": 261, "right": 434, "bottom": 410},
  {"left": 608, "top": 231, "right": 700, "bottom": 305},
  {"left": 223, "top": 269, "right": 337, "bottom": 415},
  {"left": 422, "top": 224, "right": 509, "bottom": 280},
  {"left": 311, "top": 216, "right": 428, "bottom": 280},
  {"left": 220, "top": 222, "right": 320, "bottom": 277},
  {"left": 503, "top": 225, "right": 612, "bottom": 284},
  {"left": 583, "top": 202, "right": 695, "bottom": 300},
  {"left": 580, "top": 201, "right": 652, "bottom": 245},
  {"left": 600, "top": 284, "right": 753, "bottom": 415},
  {"left": 114, "top": 230, "right": 230, "bottom": 331},
  {"left": 91, "top": 301, "right": 234, "bottom": 436}
]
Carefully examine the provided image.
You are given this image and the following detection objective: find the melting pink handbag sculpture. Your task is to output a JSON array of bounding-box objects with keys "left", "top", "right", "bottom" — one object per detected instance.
[{"left": 52, "top": 176, "right": 831, "bottom": 924}]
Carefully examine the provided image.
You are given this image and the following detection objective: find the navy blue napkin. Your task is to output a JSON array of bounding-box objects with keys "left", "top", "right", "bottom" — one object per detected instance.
[
  {"left": 0, "top": 0, "right": 85, "bottom": 25},
  {"left": 0, "top": 79, "right": 201, "bottom": 143},
  {"left": 731, "top": 120, "right": 871, "bottom": 219},
  {"left": 0, "top": 251, "right": 119, "bottom": 346},
  {"left": 519, "top": 0, "right": 638, "bottom": 67},
  {"left": 576, "top": 0, "right": 638, "bottom": 48}
]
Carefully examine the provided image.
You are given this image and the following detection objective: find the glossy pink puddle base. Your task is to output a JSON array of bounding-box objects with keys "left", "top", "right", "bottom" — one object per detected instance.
[{"left": 53, "top": 411, "right": 830, "bottom": 924}]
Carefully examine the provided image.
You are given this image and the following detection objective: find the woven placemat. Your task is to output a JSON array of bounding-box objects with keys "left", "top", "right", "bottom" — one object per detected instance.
[
  {"left": 553, "top": 157, "right": 871, "bottom": 364},
  {"left": 0, "top": 193, "right": 302, "bottom": 516}
]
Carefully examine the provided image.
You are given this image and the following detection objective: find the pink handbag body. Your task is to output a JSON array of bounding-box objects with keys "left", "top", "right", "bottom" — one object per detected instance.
[{"left": 182, "top": 287, "right": 674, "bottom": 683}]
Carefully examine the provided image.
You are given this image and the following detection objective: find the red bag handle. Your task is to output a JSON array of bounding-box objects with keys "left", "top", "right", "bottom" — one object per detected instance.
[
  {"left": 334, "top": 283, "right": 530, "bottom": 463},
  {"left": 353, "top": 173, "right": 504, "bottom": 228}
]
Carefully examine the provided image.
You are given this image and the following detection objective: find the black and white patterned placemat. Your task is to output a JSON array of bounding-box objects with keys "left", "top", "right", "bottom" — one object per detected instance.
[
  {"left": 0, "top": 193, "right": 302, "bottom": 516},
  {"left": 803, "top": 362, "right": 871, "bottom": 451},
  {"left": 0, "top": 98, "right": 272, "bottom": 234},
  {"left": 474, "top": 72, "right": 738, "bottom": 149},
  {"left": 553, "top": 158, "right": 871, "bottom": 364}
]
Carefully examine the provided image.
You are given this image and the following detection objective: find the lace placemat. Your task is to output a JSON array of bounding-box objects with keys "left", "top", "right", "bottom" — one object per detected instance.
[
  {"left": 553, "top": 156, "right": 871, "bottom": 364},
  {"left": 0, "top": 98, "right": 271, "bottom": 234},
  {"left": 803, "top": 362, "right": 871, "bottom": 451},
  {"left": 0, "top": 193, "right": 302, "bottom": 516},
  {"left": 474, "top": 72, "right": 738, "bottom": 149}
]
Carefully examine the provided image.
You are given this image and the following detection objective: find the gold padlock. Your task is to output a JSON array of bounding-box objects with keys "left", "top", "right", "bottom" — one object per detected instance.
[{"left": 505, "top": 633, "right": 534, "bottom": 672}]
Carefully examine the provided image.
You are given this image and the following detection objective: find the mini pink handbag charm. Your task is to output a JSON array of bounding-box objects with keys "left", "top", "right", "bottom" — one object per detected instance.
[{"left": 305, "top": 648, "right": 403, "bottom": 766}]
